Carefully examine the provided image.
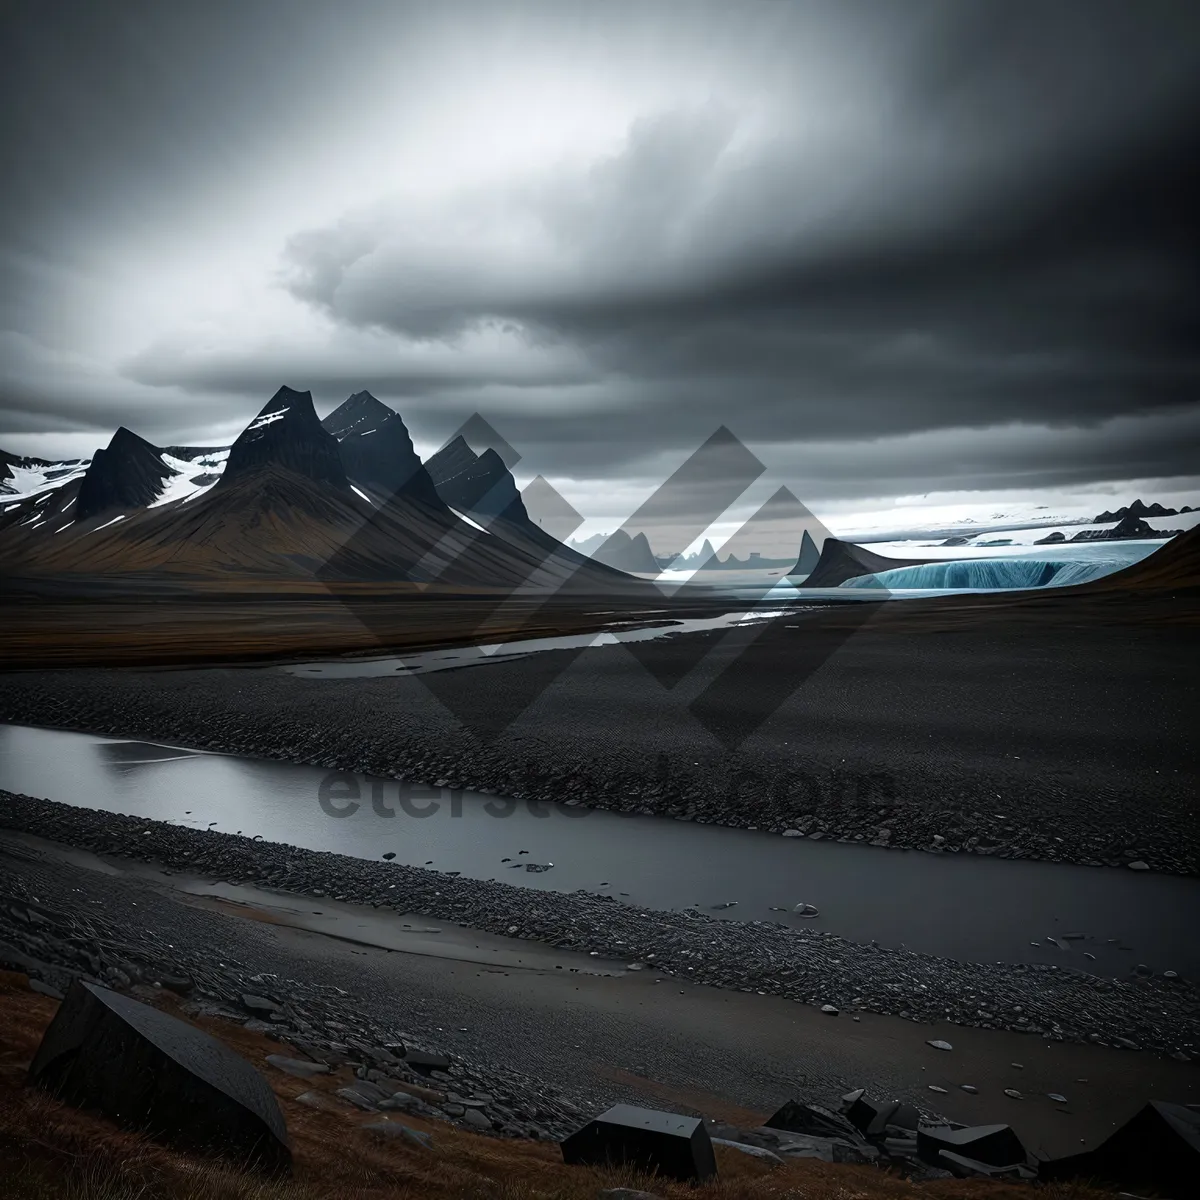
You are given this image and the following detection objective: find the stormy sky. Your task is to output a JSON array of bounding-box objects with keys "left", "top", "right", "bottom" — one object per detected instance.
[{"left": 2, "top": 0, "right": 1199, "bottom": 535}]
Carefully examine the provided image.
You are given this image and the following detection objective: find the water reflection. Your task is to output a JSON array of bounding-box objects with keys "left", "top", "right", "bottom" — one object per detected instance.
[{"left": 2, "top": 722, "right": 1196, "bottom": 977}]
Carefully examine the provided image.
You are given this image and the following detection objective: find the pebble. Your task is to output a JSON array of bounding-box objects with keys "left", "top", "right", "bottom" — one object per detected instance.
[
  {"left": 1, "top": 666, "right": 1194, "bottom": 878},
  {"left": 1, "top": 788, "right": 1195, "bottom": 1061}
]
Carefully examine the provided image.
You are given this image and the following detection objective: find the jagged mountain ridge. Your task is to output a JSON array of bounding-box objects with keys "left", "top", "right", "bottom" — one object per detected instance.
[
  {"left": 321, "top": 391, "right": 443, "bottom": 507},
  {"left": 1, "top": 461, "right": 609, "bottom": 588},
  {"left": 0, "top": 388, "right": 646, "bottom": 594},
  {"left": 591, "top": 529, "right": 660, "bottom": 575},
  {"left": 425, "top": 436, "right": 529, "bottom": 525},
  {"left": 220, "top": 386, "right": 347, "bottom": 490},
  {"left": 420, "top": 433, "right": 632, "bottom": 583},
  {"left": 1094, "top": 499, "right": 1187, "bottom": 522}
]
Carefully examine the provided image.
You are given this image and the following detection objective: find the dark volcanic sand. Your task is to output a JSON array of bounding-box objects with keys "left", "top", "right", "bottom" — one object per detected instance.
[
  {"left": 1, "top": 615, "right": 1196, "bottom": 872},
  {"left": 1, "top": 826, "right": 1196, "bottom": 1160}
]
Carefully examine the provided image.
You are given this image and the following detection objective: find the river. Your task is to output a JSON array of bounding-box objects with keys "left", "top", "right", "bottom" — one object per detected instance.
[{"left": 1, "top": 722, "right": 1195, "bottom": 977}]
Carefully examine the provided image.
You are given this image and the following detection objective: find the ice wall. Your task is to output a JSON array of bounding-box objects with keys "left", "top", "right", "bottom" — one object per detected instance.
[{"left": 840, "top": 553, "right": 1142, "bottom": 591}]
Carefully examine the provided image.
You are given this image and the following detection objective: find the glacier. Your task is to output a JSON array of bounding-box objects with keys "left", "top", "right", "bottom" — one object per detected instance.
[{"left": 839, "top": 546, "right": 1156, "bottom": 591}]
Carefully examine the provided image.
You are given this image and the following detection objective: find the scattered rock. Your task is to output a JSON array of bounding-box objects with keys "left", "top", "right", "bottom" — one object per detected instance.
[
  {"left": 712, "top": 1137, "right": 783, "bottom": 1164},
  {"left": 264, "top": 1054, "right": 329, "bottom": 1080},
  {"left": 561, "top": 1104, "right": 716, "bottom": 1183},
  {"left": 917, "top": 1123, "right": 1029, "bottom": 1171},
  {"left": 926, "top": 1039, "right": 953, "bottom": 1051},
  {"left": 820, "top": 1004, "right": 839, "bottom": 1015},
  {"left": 30, "top": 979, "right": 290, "bottom": 1172},
  {"left": 336, "top": 1087, "right": 380, "bottom": 1111},
  {"left": 361, "top": 1119, "right": 432, "bottom": 1148},
  {"left": 240, "top": 993, "right": 279, "bottom": 1016},
  {"left": 764, "top": 1100, "right": 860, "bottom": 1142}
]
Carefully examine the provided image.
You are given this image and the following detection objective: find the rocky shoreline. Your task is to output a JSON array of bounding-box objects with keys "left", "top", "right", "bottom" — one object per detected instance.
[
  {"left": 2, "top": 790, "right": 1196, "bottom": 1064},
  {"left": 1, "top": 629, "right": 1197, "bottom": 875}
]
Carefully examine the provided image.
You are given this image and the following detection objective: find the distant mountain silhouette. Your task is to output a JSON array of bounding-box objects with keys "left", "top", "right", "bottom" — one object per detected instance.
[
  {"left": 1071, "top": 515, "right": 1182, "bottom": 542},
  {"left": 592, "top": 529, "right": 660, "bottom": 574},
  {"left": 1094, "top": 499, "right": 1178, "bottom": 522}
]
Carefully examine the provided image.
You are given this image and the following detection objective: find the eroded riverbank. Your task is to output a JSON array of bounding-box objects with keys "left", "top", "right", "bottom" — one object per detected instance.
[{"left": 2, "top": 790, "right": 1196, "bottom": 1063}]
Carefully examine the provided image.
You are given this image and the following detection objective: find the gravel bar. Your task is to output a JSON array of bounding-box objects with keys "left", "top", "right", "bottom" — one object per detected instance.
[
  {"left": 1, "top": 618, "right": 1196, "bottom": 876},
  {"left": 2, "top": 789, "right": 1196, "bottom": 1063}
]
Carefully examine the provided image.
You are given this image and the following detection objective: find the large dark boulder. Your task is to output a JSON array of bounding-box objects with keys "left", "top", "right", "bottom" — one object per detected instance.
[
  {"left": 29, "top": 980, "right": 290, "bottom": 1173},
  {"left": 765, "top": 1099, "right": 861, "bottom": 1142},
  {"left": 561, "top": 1103, "right": 717, "bottom": 1182},
  {"left": 917, "top": 1122, "right": 1028, "bottom": 1169},
  {"left": 845, "top": 1093, "right": 900, "bottom": 1137},
  {"left": 1041, "top": 1100, "right": 1199, "bottom": 1196}
]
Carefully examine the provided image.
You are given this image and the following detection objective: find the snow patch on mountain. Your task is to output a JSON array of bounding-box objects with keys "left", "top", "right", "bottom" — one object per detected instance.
[
  {"left": 1, "top": 459, "right": 91, "bottom": 503},
  {"left": 246, "top": 409, "right": 288, "bottom": 433},
  {"left": 450, "top": 507, "right": 491, "bottom": 535}
]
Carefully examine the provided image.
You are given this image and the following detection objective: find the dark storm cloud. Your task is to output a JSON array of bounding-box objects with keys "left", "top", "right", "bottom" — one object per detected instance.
[
  {"left": 278, "top": 51, "right": 1200, "bottom": 451},
  {"left": 2, "top": 1, "right": 1199, "bottom": 501}
]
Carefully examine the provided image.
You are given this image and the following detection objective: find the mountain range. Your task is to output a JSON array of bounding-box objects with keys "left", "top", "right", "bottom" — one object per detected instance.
[
  {"left": 7, "top": 392, "right": 1192, "bottom": 604},
  {"left": 0, "top": 388, "right": 639, "bottom": 596},
  {"left": 1093, "top": 499, "right": 1195, "bottom": 523}
]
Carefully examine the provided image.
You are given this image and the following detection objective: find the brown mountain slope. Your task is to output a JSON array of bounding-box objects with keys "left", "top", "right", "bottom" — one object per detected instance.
[
  {"left": 1085, "top": 522, "right": 1200, "bottom": 590},
  {"left": 0, "top": 464, "right": 649, "bottom": 596}
]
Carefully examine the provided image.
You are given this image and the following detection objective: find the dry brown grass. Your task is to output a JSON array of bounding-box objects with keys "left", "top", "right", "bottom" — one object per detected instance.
[{"left": 0, "top": 972, "right": 1112, "bottom": 1200}]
